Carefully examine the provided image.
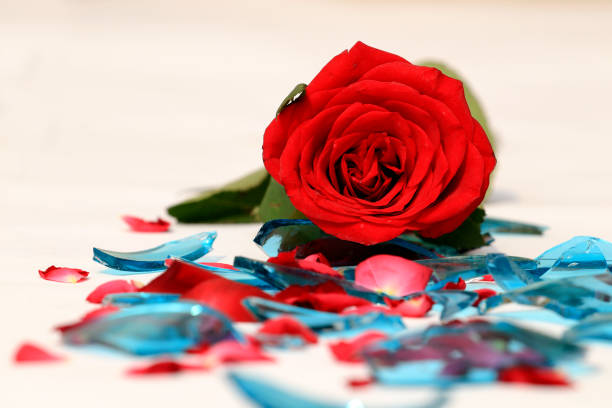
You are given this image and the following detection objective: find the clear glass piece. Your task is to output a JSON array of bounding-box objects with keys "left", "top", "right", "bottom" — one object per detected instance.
[
  {"left": 93, "top": 232, "right": 217, "bottom": 272},
  {"left": 480, "top": 218, "right": 546, "bottom": 235},
  {"left": 102, "top": 292, "right": 180, "bottom": 307},
  {"left": 564, "top": 314, "right": 612, "bottom": 342}
]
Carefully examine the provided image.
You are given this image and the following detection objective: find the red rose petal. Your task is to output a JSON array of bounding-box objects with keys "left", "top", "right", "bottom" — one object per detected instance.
[
  {"left": 498, "top": 365, "right": 570, "bottom": 386},
  {"left": 140, "top": 259, "right": 219, "bottom": 294},
  {"left": 122, "top": 215, "right": 170, "bottom": 233},
  {"left": 348, "top": 377, "right": 376, "bottom": 388},
  {"left": 392, "top": 294, "right": 433, "bottom": 317},
  {"left": 86, "top": 279, "right": 138, "bottom": 303},
  {"left": 329, "top": 331, "right": 388, "bottom": 363},
  {"left": 257, "top": 316, "right": 318, "bottom": 344},
  {"left": 442, "top": 278, "right": 466, "bottom": 290},
  {"left": 198, "top": 262, "right": 238, "bottom": 271},
  {"left": 472, "top": 288, "right": 497, "bottom": 306},
  {"left": 267, "top": 249, "right": 299, "bottom": 267},
  {"left": 14, "top": 342, "right": 64, "bottom": 363},
  {"left": 203, "top": 340, "right": 274, "bottom": 367},
  {"left": 181, "top": 278, "right": 273, "bottom": 322},
  {"left": 296, "top": 253, "right": 341, "bottom": 277},
  {"left": 480, "top": 274, "right": 495, "bottom": 282},
  {"left": 340, "top": 305, "right": 394, "bottom": 315},
  {"left": 127, "top": 360, "right": 206, "bottom": 376},
  {"left": 39, "top": 266, "right": 89, "bottom": 283}
]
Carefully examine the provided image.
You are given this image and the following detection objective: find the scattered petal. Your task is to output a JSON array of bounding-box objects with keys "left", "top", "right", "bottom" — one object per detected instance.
[
  {"left": 348, "top": 377, "right": 376, "bottom": 388},
  {"left": 122, "top": 215, "right": 170, "bottom": 232},
  {"left": 257, "top": 316, "right": 318, "bottom": 344},
  {"left": 473, "top": 288, "right": 497, "bottom": 306},
  {"left": 14, "top": 343, "right": 64, "bottom": 363},
  {"left": 39, "top": 266, "right": 89, "bottom": 283},
  {"left": 296, "top": 253, "right": 341, "bottom": 277},
  {"left": 442, "top": 278, "right": 467, "bottom": 290},
  {"left": 329, "top": 331, "right": 388, "bottom": 363},
  {"left": 140, "top": 259, "right": 219, "bottom": 294},
  {"left": 498, "top": 365, "right": 570, "bottom": 386},
  {"left": 203, "top": 340, "right": 273, "bottom": 368},
  {"left": 127, "top": 360, "right": 206, "bottom": 375},
  {"left": 480, "top": 274, "right": 495, "bottom": 282},
  {"left": 355, "top": 255, "right": 432, "bottom": 296},
  {"left": 86, "top": 280, "right": 138, "bottom": 303},
  {"left": 56, "top": 305, "right": 120, "bottom": 333},
  {"left": 393, "top": 295, "right": 434, "bottom": 317}
]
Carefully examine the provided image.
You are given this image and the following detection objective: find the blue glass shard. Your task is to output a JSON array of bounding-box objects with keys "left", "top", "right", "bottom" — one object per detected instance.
[
  {"left": 228, "top": 372, "right": 449, "bottom": 408},
  {"left": 93, "top": 232, "right": 217, "bottom": 272},
  {"left": 233, "top": 256, "right": 384, "bottom": 303},
  {"left": 423, "top": 255, "right": 536, "bottom": 291},
  {"left": 480, "top": 218, "right": 546, "bottom": 235},
  {"left": 536, "top": 236, "right": 612, "bottom": 271},
  {"left": 479, "top": 273, "right": 612, "bottom": 320},
  {"left": 362, "top": 320, "right": 582, "bottom": 386},
  {"left": 486, "top": 254, "right": 539, "bottom": 291},
  {"left": 540, "top": 239, "right": 609, "bottom": 280},
  {"left": 102, "top": 292, "right": 180, "bottom": 307},
  {"left": 254, "top": 219, "right": 325, "bottom": 257},
  {"left": 62, "top": 301, "right": 240, "bottom": 355},
  {"left": 564, "top": 314, "right": 612, "bottom": 342},
  {"left": 242, "top": 297, "right": 405, "bottom": 338},
  {"left": 426, "top": 291, "right": 479, "bottom": 321}
]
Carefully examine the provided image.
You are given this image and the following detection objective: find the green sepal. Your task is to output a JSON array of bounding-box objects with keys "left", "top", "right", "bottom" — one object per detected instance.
[
  {"left": 276, "top": 83, "right": 307, "bottom": 116},
  {"left": 255, "top": 177, "right": 306, "bottom": 222},
  {"left": 419, "top": 208, "right": 487, "bottom": 253}
]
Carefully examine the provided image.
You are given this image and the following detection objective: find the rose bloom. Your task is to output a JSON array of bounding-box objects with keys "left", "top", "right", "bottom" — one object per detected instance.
[{"left": 263, "top": 42, "right": 496, "bottom": 245}]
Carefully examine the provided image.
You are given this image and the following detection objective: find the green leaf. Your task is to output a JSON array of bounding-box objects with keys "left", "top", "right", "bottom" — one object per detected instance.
[
  {"left": 419, "top": 60, "right": 494, "bottom": 148},
  {"left": 167, "top": 168, "right": 271, "bottom": 223},
  {"left": 256, "top": 177, "right": 305, "bottom": 222},
  {"left": 419, "top": 208, "right": 487, "bottom": 253},
  {"left": 276, "top": 83, "right": 307, "bottom": 116}
]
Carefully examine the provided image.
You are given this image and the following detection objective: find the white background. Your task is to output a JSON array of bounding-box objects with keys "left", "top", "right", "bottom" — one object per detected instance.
[{"left": 2, "top": 1, "right": 612, "bottom": 407}]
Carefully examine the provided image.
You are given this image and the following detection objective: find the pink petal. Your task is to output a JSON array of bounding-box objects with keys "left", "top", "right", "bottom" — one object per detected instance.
[
  {"left": 127, "top": 360, "right": 206, "bottom": 375},
  {"left": 39, "top": 266, "right": 89, "bottom": 283},
  {"left": 14, "top": 342, "right": 64, "bottom": 363},
  {"left": 392, "top": 294, "right": 433, "bottom": 317},
  {"left": 86, "top": 279, "right": 138, "bottom": 303},
  {"left": 355, "top": 255, "right": 432, "bottom": 296},
  {"left": 203, "top": 340, "right": 274, "bottom": 367},
  {"left": 122, "top": 215, "right": 170, "bottom": 232}
]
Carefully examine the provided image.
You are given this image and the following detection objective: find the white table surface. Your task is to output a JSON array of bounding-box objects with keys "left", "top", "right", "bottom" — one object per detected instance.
[{"left": 2, "top": 1, "right": 612, "bottom": 406}]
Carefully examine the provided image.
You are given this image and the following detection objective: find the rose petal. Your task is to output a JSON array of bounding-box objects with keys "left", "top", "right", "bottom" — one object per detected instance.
[
  {"left": 473, "top": 288, "right": 497, "bottom": 306},
  {"left": 122, "top": 215, "right": 170, "bottom": 232},
  {"left": 329, "top": 331, "right": 388, "bottom": 363},
  {"left": 355, "top": 255, "right": 432, "bottom": 296},
  {"left": 139, "top": 259, "right": 218, "bottom": 294},
  {"left": 203, "top": 340, "right": 273, "bottom": 367},
  {"left": 86, "top": 279, "right": 138, "bottom": 303},
  {"left": 257, "top": 316, "right": 318, "bottom": 344},
  {"left": 348, "top": 377, "right": 376, "bottom": 388},
  {"left": 38, "top": 266, "right": 89, "bottom": 283},
  {"left": 498, "top": 365, "right": 570, "bottom": 386},
  {"left": 127, "top": 360, "right": 206, "bottom": 375},
  {"left": 392, "top": 294, "right": 433, "bottom": 317},
  {"left": 198, "top": 262, "right": 238, "bottom": 271},
  {"left": 182, "top": 279, "right": 273, "bottom": 322},
  {"left": 442, "top": 278, "right": 467, "bottom": 290},
  {"left": 14, "top": 343, "right": 64, "bottom": 363}
]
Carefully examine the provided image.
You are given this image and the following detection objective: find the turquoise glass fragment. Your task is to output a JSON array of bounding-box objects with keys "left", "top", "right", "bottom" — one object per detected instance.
[
  {"left": 242, "top": 297, "right": 405, "bottom": 338},
  {"left": 62, "top": 301, "right": 240, "bottom": 355},
  {"left": 426, "top": 291, "right": 479, "bottom": 321},
  {"left": 92, "top": 232, "right": 216, "bottom": 272},
  {"left": 254, "top": 219, "right": 326, "bottom": 257},
  {"left": 479, "top": 273, "right": 612, "bottom": 320},
  {"left": 538, "top": 237, "right": 610, "bottom": 280},
  {"left": 233, "top": 256, "right": 384, "bottom": 303},
  {"left": 362, "top": 320, "right": 582, "bottom": 386},
  {"left": 480, "top": 218, "right": 545, "bottom": 235},
  {"left": 102, "top": 292, "right": 180, "bottom": 307},
  {"left": 564, "top": 314, "right": 612, "bottom": 342},
  {"left": 423, "top": 255, "right": 537, "bottom": 290},
  {"left": 486, "top": 254, "right": 539, "bottom": 291}
]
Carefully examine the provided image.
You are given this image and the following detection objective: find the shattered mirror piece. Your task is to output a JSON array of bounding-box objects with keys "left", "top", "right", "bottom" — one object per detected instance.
[
  {"left": 539, "top": 238, "right": 609, "bottom": 280},
  {"left": 229, "top": 372, "right": 449, "bottom": 408},
  {"left": 486, "top": 254, "right": 539, "bottom": 291},
  {"left": 93, "top": 232, "right": 217, "bottom": 272},
  {"left": 422, "top": 255, "right": 536, "bottom": 291},
  {"left": 362, "top": 320, "right": 583, "bottom": 386},
  {"left": 535, "top": 236, "right": 612, "bottom": 272},
  {"left": 480, "top": 273, "right": 612, "bottom": 320},
  {"left": 102, "top": 292, "right": 180, "bottom": 307},
  {"left": 480, "top": 218, "right": 545, "bottom": 235},
  {"left": 564, "top": 314, "right": 612, "bottom": 342},
  {"left": 62, "top": 301, "right": 241, "bottom": 355},
  {"left": 234, "top": 256, "right": 384, "bottom": 303},
  {"left": 242, "top": 297, "right": 405, "bottom": 338}
]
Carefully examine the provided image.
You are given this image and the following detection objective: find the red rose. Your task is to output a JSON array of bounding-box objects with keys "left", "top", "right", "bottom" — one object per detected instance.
[{"left": 262, "top": 42, "right": 496, "bottom": 245}]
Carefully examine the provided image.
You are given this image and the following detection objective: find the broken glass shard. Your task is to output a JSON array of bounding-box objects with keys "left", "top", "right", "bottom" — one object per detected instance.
[
  {"left": 102, "top": 292, "right": 180, "bottom": 307},
  {"left": 93, "top": 232, "right": 217, "bottom": 272},
  {"left": 361, "top": 320, "right": 583, "bottom": 386},
  {"left": 539, "top": 238, "right": 609, "bottom": 280},
  {"left": 480, "top": 218, "right": 545, "bottom": 235},
  {"left": 564, "top": 314, "right": 612, "bottom": 342},
  {"left": 536, "top": 236, "right": 612, "bottom": 271},
  {"left": 486, "top": 254, "right": 539, "bottom": 291},
  {"left": 242, "top": 297, "right": 405, "bottom": 338},
  {"left": 62, "top": 301, "right": 240, "bottom": 355},
  {"left": 426, "top": 291, "right": 479, "bottom": 321}
]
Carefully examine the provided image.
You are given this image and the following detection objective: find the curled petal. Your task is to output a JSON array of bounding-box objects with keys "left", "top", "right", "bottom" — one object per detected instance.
[
  {"left": 392, "top": 295, "right": 433, "bottom": 317},
  {"left": 39, "top": 266, "right": 89, "bottom": 283},
  {"left": 355, "top": 255, "right": 432, "bottom": 296}
]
